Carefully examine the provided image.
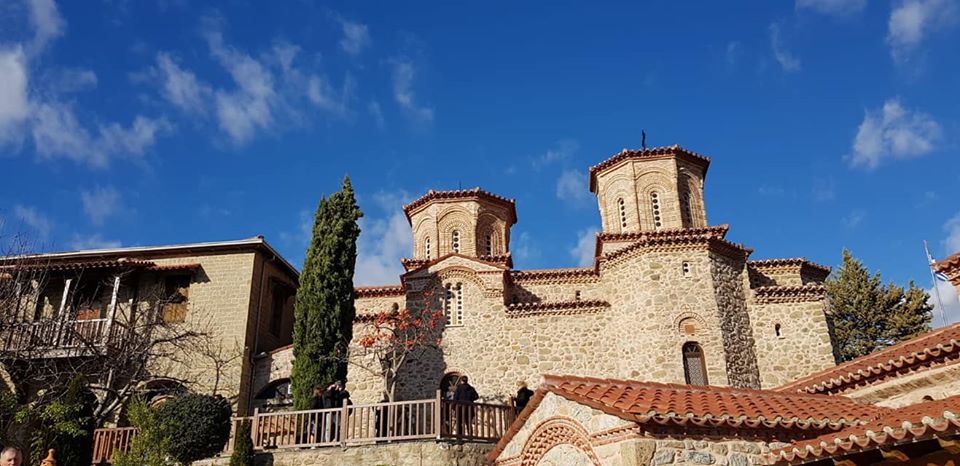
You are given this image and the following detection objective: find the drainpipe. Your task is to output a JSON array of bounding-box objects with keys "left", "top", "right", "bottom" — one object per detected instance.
[{"left": 245, "top": 250, "right": 276, "bottom": 414}]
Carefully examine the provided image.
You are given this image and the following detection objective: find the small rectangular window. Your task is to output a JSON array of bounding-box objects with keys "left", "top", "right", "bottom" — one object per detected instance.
[
  {"left": 682, "top": 262, "right": 692, "bottom": 278},
  {"left": 162, "top": 275, "right": 190, "bottom": 323}
]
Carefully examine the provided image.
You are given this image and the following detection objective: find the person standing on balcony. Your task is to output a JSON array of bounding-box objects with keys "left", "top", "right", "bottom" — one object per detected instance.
[
  {"left": 0, "top": 446, "right": 22, "bottom": 466},
  {"left": 514, "top": 381, "right": 534, "bottom": 414},
  {"left": 453, "top": 376, "right": 479, "bottom": 437}
]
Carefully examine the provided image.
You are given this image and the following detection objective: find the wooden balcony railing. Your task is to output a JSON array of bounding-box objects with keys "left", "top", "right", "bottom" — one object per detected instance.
[
  {"left": 91, "top": 392, "right": 516, "bottom": 464},
  {"left": 0, "top": 318, "right": 126, "bottom": 353},
  {"left": 91, "top": 427, "right": 137, "bottom": 465}
]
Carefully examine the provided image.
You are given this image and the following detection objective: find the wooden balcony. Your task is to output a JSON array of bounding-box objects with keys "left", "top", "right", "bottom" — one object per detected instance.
[
  {"left": 92, "top": 392, "right": 516, "bottom": 464},
  {"left": 0, "top": 318, "right": 127, "bottom": 357}
]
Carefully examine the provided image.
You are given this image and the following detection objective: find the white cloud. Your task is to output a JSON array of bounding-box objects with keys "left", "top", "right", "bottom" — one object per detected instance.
[
  {"left": 368, "top": 101, "right": 384, "bottom": 128},
  {"left": 841, "top": 209, "right": 866, "bottom": 228},
  {"left": 888, "top": 0, "right": 957, "bottom": 62},
  {"left": 570, "top": 227, "right": 599, "bottom": 267},
  {"left": 354, "top": 191, "right": 413, "bottom": 285},
  {"left": 929, "top": 281, "right": 960, "bottom": 325},
  {"left": 156, "top": 52, "right": 211, "bottom": 115},
  {"left": 336, "top": 17, "right": 371, "bottom": 56},
  {"left": 80, "top": 186, "right": 121, "bottom": 226},
  {"left": 68, "top": 233, "right": 121, "bottom": 250},
  {"left": 769, "top": 23, "right": 802, "bottom": 72},
  {"left": 27, "top": 0, "right": 64, "bottom": 54},
  {"left": 725, "top": 41, "right": 742, "bottom": 67},
  {"left": 850, "top": 98, "right": 942, "bottom": 169},
  {"left": 307, "top": 74, "right": 354, "bottom": 118},
  {"left": 533, "top": 140, "right": 579, "bottom": 169},
  {"left": 390, "top": 59, "right": 434, "bottom": 123},
  {"left": 511, "top": 231, "right": 540, "bottom": 266},
  {"left": 31, "top": 102, "right": 170, "bottom": 168},
  {"left": 206, "top": 30, "right": 277, "bottom": 145},
  {"left": 0, "top": 2, "right": 168, "bottom": 167},
  {"left": 0, "top": 48, "right": 30, "bottom": 146},
  {"left": 556, "top": 169, "right": 592, "bottom": 206},
  {"left": 796, "top": 0, "right": 866, "bottom": 15},
  {"left": 14, "top": 204, "right": 52, "bottom": 240},
  {"left": 943, "top": 212, "right": 960, "bottom": 253}
]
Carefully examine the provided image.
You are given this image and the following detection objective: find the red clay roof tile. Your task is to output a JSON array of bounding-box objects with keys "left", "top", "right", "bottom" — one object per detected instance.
[
  {"left": 769, "top": 395, "right": 960, "bottom": 464},
  {"left": 588, "top": 145, "right": 711, "bottom": 192},
  {"left": 401, "top": 187, "right": 516, "bottom": 221}
]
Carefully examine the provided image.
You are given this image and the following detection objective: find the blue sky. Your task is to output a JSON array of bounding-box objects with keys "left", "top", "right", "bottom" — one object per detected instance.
[{"left": 1, "top": 0, "right": 958, "bottom": 322}]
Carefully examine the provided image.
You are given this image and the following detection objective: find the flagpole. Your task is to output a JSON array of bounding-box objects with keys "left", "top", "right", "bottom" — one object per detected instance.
[{"left": 924, "top": 240, "right": 947, "bottom": 328}]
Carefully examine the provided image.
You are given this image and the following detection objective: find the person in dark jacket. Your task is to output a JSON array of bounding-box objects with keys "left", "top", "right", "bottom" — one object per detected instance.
[
  {"left": 306, "top": 386, "right": 323, "bottom": 442},
  {"left": 320, "top": 383, "right": 339, "bottom": 442},
  {"left": 514, "top": 381, "right": 534, "bottom": 414},
  {"left": 452, "top": 376, "right": 479, "bottom": 437}
]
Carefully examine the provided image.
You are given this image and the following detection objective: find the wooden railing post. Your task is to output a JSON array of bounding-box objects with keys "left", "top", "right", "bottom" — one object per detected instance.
[
  {"left": 250, "top": 408, "right": 260, "bottom": 451},
  {"left": 434, "top": 389, "right": 442, "bottom": 439},
  {"left": 104, "top": 275, "right": 121, "bottom": 346},
  {"left": 339, "top": 399, "right": 349, "bottom": 445}
]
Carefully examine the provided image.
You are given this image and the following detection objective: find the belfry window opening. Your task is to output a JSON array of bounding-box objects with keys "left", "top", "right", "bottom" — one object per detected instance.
[
  {"left": 484, "top": 234, "right": 493, "bottom": 256},
  {"left": 444, "top": 283, "right": 464, "bottom": 326},
  {"left": 618, "top": 198, "right": 627, "bottom": 229},
  {"left": 651, "top": 192, "right": 663, "bottom": 230},
  {"left": 452, "top": 230, "right": 461, "bottom": 253},
  {"left": 681, "top": 192, "right": 692, "bottom": 226},
  {"left": 424, "top": 237, "right": 431, "bottom": 259}
]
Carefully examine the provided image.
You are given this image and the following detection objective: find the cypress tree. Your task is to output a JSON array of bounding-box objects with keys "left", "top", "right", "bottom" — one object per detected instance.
[
  {"left": 826, "top": 249, "right": 933, "bottom": 362},
  {"left": 291, "top": 177, "right": 363, "bottom": 409}
]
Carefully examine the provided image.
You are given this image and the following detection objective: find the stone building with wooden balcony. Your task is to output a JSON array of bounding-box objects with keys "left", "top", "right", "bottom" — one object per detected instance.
[{"left": 0, "top": 236, "right": 298, "bottom": 416}]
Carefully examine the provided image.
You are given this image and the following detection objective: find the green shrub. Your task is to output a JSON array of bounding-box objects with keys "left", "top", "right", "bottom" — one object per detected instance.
[
  {"left": 112, "top": 397, "right": 172, "bottom": 466},
  {"left": 228, "top": 421, "right": 253, "bottom": 466},
  {"left": 16, "top": 375, "right": 95, "bottom": 466},
  {"left": 159, "top": 393, "right": 231, "bottom": 465}
]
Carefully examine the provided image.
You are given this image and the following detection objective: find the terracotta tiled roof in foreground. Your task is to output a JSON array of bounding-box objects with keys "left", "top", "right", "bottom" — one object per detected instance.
[
  {"left": 588, "top": 145, "right": 711, "bottom": 192},
  {"left": 542, "top": 375, "right": 883, "bottom": 428},
  {"left": 776, "top": 322, "right": 960, "bottom": 395},
  {"left": 934, "top": 251, "right": 960, "bottom": 283},
  {"left": 769, "top": 395, "right": 960, "bottom": 464},
  {"left": 487, "top": 375, "right": 887, "bottom": 463}
]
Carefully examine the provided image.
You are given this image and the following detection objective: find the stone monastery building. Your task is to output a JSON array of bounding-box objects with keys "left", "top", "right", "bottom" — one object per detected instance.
[{"left": 336, "top": 145, "right": 839, "bottom": 403}]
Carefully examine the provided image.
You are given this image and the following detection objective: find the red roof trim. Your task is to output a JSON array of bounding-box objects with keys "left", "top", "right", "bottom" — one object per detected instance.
[
  {"left": 354, "top": 285, "right": 405, "bottom": 298},
  {"left": 401, "top": 188, "right": 517, "bottom": 221},
  {"left": 588, "top": 145, "right": 711, "bottom": 192}
]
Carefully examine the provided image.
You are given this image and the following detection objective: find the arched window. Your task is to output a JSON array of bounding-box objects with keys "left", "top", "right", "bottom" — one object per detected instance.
[
  {"left": 483, "top": 233, "right": 494, "bottom": 256},
  {"left": 617, "top": 198, "right": 627, "bottom": 230},
  {"left": 443, "top": 283, "right": 464, "bottom": 326},
  {"left": 775, "top": 323, "right": 782, "bottom": 338},
  {"left": 452, "top": 230, "right": 461, "bottom": 253},
  {"left": 682, "top": 342, "right": 708, "bottom": 385},
  {"left": 650, "top": 192, "right": 663, "bottom": 230},
  {"left": 424, "top": 237, "right": 431, "bottom": 259}
]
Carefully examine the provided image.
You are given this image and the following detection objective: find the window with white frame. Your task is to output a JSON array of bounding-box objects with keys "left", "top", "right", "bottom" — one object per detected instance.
[
  {"left": 452, "top": 230, "right": 461, "bottom": 253},
  {"left": 424, "top": 237, "right": 431, "bottom": 259},
  {"left": 682, "top": 261, "right": 692, "bottom": 278},
  {"left": 483, "top": 234, "right": 493, "bottom": 256},
  {"left": 650, "top": 192, "right": 663, "bottom": 229}
]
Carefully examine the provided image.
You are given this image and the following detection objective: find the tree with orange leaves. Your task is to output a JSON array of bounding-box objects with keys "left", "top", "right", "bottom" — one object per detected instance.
[{"left": 354, "top": 293, "right": 445, "bottom": 402}]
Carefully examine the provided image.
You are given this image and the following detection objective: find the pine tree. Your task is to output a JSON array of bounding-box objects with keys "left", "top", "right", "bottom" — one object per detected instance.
[
  {"left": 826, "top": 249, "right": 933, "bottom": 362},
  {"left": 291, "top": 177, "right": 363, "bottom": 409}
]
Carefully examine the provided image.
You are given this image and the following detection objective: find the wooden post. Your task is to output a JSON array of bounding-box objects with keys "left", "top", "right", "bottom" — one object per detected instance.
[
  {"left": 55, "top": 278, "right": 72, "bottom": 346},
  {"left": 104, "top": 275, "right": 121, "bottom": 346},
  {"left": 339, "top": 399, "right": 349, "bottom": 445},
  {"left": 251, "top": 408, "right": 260, "bottom": 451},
  {"left": 434, "top": 389, "right": 442, "bottom": 439}
]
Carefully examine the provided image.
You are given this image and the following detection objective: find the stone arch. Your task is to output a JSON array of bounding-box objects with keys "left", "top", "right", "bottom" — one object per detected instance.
[
  {"left": 518, "top": 417, "right": 600, "bottom": 466},
  {"left": 438, "top": 212, "right": 473, "bottom": 256},
  {"left": 673, "top": 312, "right": 707, "bottom": 337},
  {"left": 678, "top": 174, "right": 705, "bottom": 228},
  {"left": 600, "top": 176, "right": 636, "bottom": 233},
  {"left": 412, "top": 216, "right": 436, "bottom": 258},
  {"left": 476, "top": 213, "right": 505, "bottom": 255}
]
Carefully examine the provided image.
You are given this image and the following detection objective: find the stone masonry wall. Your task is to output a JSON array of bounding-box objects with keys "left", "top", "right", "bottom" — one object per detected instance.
[
  {"left": 709, "top": 252, "right": 760, "bottom": 389},
  {"left": 196, "top": 441, "right": 492, "bottom": 466},
  {"left": 343, "top": 245, "right": 749, "bottom": 404},
  {"left": 145, "top": 253, "right": 257, "bottom": 411},
  {"left": 748, "top": 299, "right": 836, "bottom": 389}
]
